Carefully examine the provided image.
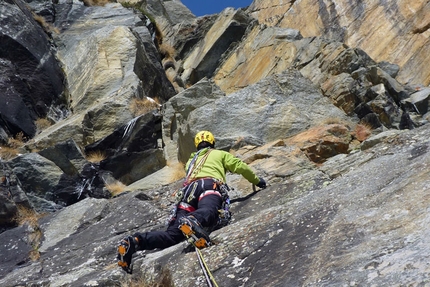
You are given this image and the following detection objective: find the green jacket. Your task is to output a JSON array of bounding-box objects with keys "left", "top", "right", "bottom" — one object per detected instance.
[{"left": 185, "top": 148, "right": 259, "bottom": 185}]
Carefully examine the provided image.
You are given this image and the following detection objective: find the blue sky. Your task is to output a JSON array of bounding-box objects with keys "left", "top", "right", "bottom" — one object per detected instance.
[{"left": 181, "top": 0, "right": 253, "bottom": 16}]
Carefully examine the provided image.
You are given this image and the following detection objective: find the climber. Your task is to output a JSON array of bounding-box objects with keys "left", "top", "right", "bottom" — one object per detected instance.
[{"left": 117, "top": 130, "right": 267, "bottom": 273}]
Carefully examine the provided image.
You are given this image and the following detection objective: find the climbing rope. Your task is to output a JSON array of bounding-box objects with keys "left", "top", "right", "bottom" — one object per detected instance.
[
  {"left": 186, "top": 183, "right": 266, "bottom": 286},
  {"left": 195, "top": 247, "right": 219, "bottom": 287}
]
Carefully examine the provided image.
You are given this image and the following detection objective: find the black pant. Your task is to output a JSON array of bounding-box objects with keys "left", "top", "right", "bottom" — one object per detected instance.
[{"left": 134, "top": 179, "right": 223, "bottom": 250}]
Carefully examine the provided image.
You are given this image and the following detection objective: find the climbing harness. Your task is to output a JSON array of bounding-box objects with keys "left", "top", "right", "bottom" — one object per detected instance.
[{"left": 195, "top": 247, "right": 219, "bottom": 287}]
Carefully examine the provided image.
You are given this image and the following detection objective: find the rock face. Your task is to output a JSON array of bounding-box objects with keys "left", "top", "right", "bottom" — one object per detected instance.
[
  {"left": 180, "top": 8, "right": 252, "bottom": 86},
  {"left": 0, "top": 0, "right": 66, "bottom": 141},
  {"left": 161, "top": 78, "right": 225, "bottom": 163},
  {"left": 214, "top": 29, "right": 418, "bottom": 130},
  {"left": 1, "top": 123, "right": 430, "bottom": 286},
  {"left": 1, "top": 0, "right": 430, "bottom": 286},
  {"left": 248, "top": 0, "right": 430, "bottom": 86},
  {"left": 181, "top": 69, "right": 349, "bottom": 161},
  {"left": 26, "top": 0, "right": 175, "bottom": 150}
]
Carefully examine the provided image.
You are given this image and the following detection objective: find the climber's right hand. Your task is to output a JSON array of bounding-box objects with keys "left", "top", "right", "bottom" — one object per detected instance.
[{"left": 256, "top": 178, "right": 267, "bottom": 189}]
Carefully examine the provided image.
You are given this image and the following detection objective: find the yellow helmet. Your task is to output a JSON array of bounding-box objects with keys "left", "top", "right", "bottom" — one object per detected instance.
[{"left": 194, "top": 131, "right": 215, "bottom": 148}]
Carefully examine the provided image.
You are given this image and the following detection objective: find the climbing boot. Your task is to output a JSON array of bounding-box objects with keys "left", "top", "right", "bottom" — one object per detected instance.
[
  {"left": 178, "top": 215, "right": 211, "bottom": 249},
  {"left": 117, "top": 236, "right": 138, "bottom": 273}
]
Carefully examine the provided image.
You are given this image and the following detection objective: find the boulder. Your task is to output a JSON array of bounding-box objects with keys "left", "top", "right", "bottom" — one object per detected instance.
[
  {"left": 369, "top": 67, "right": 409, "bottom": 104},
  {"left": 7, "top": 153, "right": 63, "bottom": 198},
  {"left": 378, "top": 61, "right": 400, "bottom": 78},
  {"left": 101, "top": 149, "right": 166, "bottom": 185},
  {"left": 49, "top": 162, "right": 112, "bottom": 207},
  {"left": 0, "top": 192, "right": 166, "bottom": 286},
  {"left": 38, "top": 197, "right": 109, "bottom": 253},
  {"left": 85, "top": 112, "right": 162, "bottom": 157},
  {"left": 320, "top": 73, "right": 357, "bottom": 115},
  {"left": 287, "top": 124, "right": 352, "bottom": 163},
  {"left": 368, "top": 93, "right": 403, "bottom": 129},
  {"left": 403, "top": 87, "right": 430, "bottom": 115},
  {"left": 26, "top": 113, "right": 86, "bottom": 151},
  {"left": 38, "top": 139, "right": 87, "bottom": 176}
]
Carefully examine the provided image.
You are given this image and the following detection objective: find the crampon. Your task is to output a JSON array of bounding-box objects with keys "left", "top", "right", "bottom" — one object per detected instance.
[
  {"left": 178, "top": 216, "right": 211, "bottom": 249},
  {"left": 117, "top": 236, "right": 137, "bottom": 274}
]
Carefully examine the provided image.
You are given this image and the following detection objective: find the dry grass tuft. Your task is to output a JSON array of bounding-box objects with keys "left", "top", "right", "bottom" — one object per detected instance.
[
  {"left": 32, "top": 13, "right": 60, "bottom": 34},
  {"left": 8, "top": 132, "right": 26, "bottom": 149},
  {"left": 0, "top": 146, "right": 19, "bottom": 161},
  {"left": 158, "top": 42, "right": 176, "bottom": 59},
  {"left": 167, "top": 161, "right": 185, "bottom": 181},
  {"left": 86, "top": 150, "right": 107, "bottom": 163},
  {"left": 0, "top": 132, "right": 26, "bottom": 161},
  {"left": 130, "top": 97, "right": 161, "bottom": 116},
  {"left": 35, "top": 118, "right": 52, "bottom": 134},
  {"left": 28, "top": 224, "right": 43, "bottom": 261},
  {"left": 14, "top": 206, "right": 42, "bottom": 226},
  {"left": 105, "top": 181, "right": 127, "bottom": 197},
  {"left": 14, "top": 206, "right": 45, "bottom": 261},
  {"left": 354, "top": 123, "right": 373, "bottom": 142},
  {"left": 29, "top": 248, "right": 41, "bottom": 261}
]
